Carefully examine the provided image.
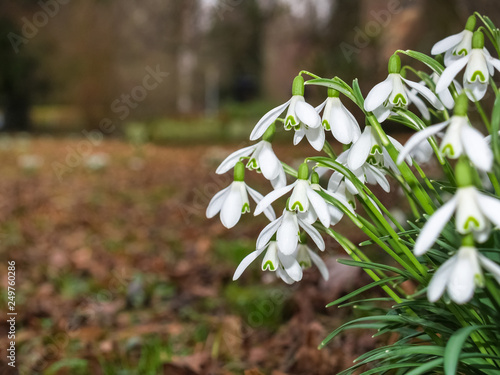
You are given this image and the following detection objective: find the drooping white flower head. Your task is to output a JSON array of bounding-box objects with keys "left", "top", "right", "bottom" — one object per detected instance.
[
  {"left": 364, "top": 55, "right": 444, "bottom": 122},
  {"left": 206, "top": 162, "right": 275, "bottom": 228},
  {"left": 250, "top": 75, "right": 324, "bottom": 151},
  {"left": 330, "top": 149, "right": 391, "bottom": 197},
  {"left": 428, "top": 245, "right": 500, "bottom": 304},
  {"left": 316, "top": 88, "right": 361, "bottom": 144},
  {"left": 254, "top": 163, "right": 331, "bottom": 229},
  {"left": 397, "top": 94, "right": 493, "bottom": 172},
  {"left": 347, "top": 126, "right": 412, "bottom": 176},
  {"left": 436, "top": 31, "right": 500, "bottom": 101},
  {"left": 414, "top": 161, "right": 500, "bottom": 256},
  {"left": 232, "top": 237, "right": 329, "bottom": 284},
  {"left": 216, "top": 123, "right": 286, "bottom": 188},
  {"left": 431, "top": 15, "right": 476, "bottom": 67}
]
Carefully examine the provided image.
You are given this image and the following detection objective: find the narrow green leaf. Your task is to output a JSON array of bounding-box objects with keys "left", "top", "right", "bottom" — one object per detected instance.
[
  {"left": 444, "top": 325, "right": 493, "bottom": 375},
  {"left": 326, "top": 276, "right": 403, "bottom": 307},
  {"left": 397, "top": 50, "right": 444, "bottom": 75},
  {"left": 337, "top": 258, "right": 413, "bottom": 279}
]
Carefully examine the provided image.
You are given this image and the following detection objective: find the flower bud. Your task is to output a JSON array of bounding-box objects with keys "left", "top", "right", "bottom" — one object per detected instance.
[
  {"left": 472, "top": 31, "right": 484, "bottom": 49},
  {"left": 454, "top": 93, "right": 468, "bottom": 117},
  {"left": 292, "top": 75, "right": 305, "bottom": 96},
  {"left": 234, "top": 161, "right": 245, "bottom": 182},
  {"left": 388, "top": 54, "right": 401, "bottom": 74},
  {"left": 298, "top": 163, "right": 309, "bottom": 180},
  {"left": 465, "top": 15, "right": 476, "bottom": 32}
]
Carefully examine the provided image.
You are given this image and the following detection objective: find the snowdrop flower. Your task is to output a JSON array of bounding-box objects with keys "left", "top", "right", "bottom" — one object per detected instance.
[
  {"left": 414, "top": 161, "right": 500, "bottom": 255},
  {"left": 330, "top": 149, "right": 391, "bottom": 196},
  {"left": 250, "top": 75, "right": 324, "bottom": 151},
  {"left": 316, "top": 88, "right": 361, "bottom": 144},
  {"left": 309, "top": 171, "right": 354, "bottom": 225},
  {"left": 348, "top": 126, "right": 411, "bottom": 175},
  {"left": 206, "top": 162, "right": 275, "bottom": 228},
  {"left": 428, "top": 245, "right": 500, "bottom": 304},
  {"left": 436, "top": 31, "right": 500, "bottom": 101},
  {"left": 364, "top": 55, "right": 444, "bottom": 122},
  {"left": 232, "top": 237, "right": 329, "bottom": 284},
  {"left": 397, "top": 94, "right": 493, "bottom": 172},
  {"left": 254, "top": 163, "right": 331, "bottom": 228},
  {"left": 216, "top": 123, "right": 286, "bottom": 188},
  {"left": 255, "top": 208, "right": 325, "bottom": 256},
  {"left": 431, "top": 15, "right": 476, "bottom": 67}
]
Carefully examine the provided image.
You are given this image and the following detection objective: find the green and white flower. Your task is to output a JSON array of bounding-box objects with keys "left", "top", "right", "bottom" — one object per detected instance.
[
  {"left": 431, "top": 15, "right": 476, "bottom": 67},
  {"left": 397, "top": 98, "right": 492, "bottom": 172},
  {"left": 216, "top": 123, "right": 286, "bottom": 188},
  {"left": 232, "top": 239, "right": 329, "bottom": 283},
  {"left": 428, "top": 246, "right": 500, "bottom": 304},
  {"left": 206, "top": 162, "right": 275, "bottom": 228},
  {"left": 250, "top": 75, "right": 324, "bottom": 151},
  {"left": 316, "top": 88, "right": 361, "bottom": 144},
  {"left": 436, "top": 31, "right": 500, "bottom": 101},
  {"left": 364, "top": 55, "right": 443, "bottom": 122},
  {"left": 254, "top": 163, "right": 331, "bottom": 228},
  {"left": 414, "top": 186, "right": 500, "bottom": 256}
]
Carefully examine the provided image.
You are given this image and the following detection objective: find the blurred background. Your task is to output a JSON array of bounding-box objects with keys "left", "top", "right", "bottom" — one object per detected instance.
[{"left": 0, "top": 0, "right": 498, "bottom": 374}]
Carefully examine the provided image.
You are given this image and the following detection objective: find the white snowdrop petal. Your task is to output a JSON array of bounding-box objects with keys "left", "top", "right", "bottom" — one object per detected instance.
[
  {"left": 307, "top": 249, "right": 329, "bottom": 281},
  {"left": 364, "top": 76, "right": 393, "bottom": 112},
  {"left": 436, "top": 57, "right": 469, "bottom": 93},
  {"left": 233, "top": 248, "right": 266, "bottom": 280},
  {"left": 256, "top": 217, "right": 283, "bottom": 250},
  {"left": 403, "top": 78, "right": 444, "bottom": 110},
  {"left": 396, "top": 121, "right": 449, "bottom": 165},
  {"left": 427, "top": 256, "right": 456, "bottom": 302},
  {"left": 271, "top": 167, "right": 287, "bottom": 189},
  {"left": 296, "top": 100, "right": 321, "bottom": 128},
  {"left": 258, "top": 142, "right": 281, "bottom": 180},
  {"left": 294, "top": 129, "right": 305, "bottom": 145},
  {"left": 216, "top": 145, "right": 256, "bottom": 174},
  {"left": 277, "top": 213, "right": 300, "bottom": 255},
  {"left": 408, "top": 90, "right": 430, "bottom": 120},
  {"left": 347, "top": 127, "right": 373, "bottom": 170},
  {"left": 305, "top": 126, "right": 326, "bottom": 151},
  {"left": 250, "top": 100, "right": 291, "bottom": 140},
  {"left": 315, "top": 99, "right": 328, "bottom": 113},
  {"left": 431, "top": 31, "right": 465, "bottom": 55},
  {"left": 220, "top": 184, "right": 244, "bottom": 228},
  {"left": 448, "top": 249, "right": 477, "bottom": 304},
  {"left": 330, "top": 102, "right": 354, "bottom": 144},
  {"left": 206, "top": 186, "right": 231, "bottom": 218},
  {"left": 476, "top": 192, "right": 500, "bottom": 228},
  {"left": 306, "top": 187, "right": 331, "bottom": 227},
  {"left": 298, "top": 219, "right": 325, "bottom": 251},
  {"left": 460, "top": 125, "right": 493, "bottom": 172},
  {"left": 464, "top": 79, "right": 488, "bottom": 102},
  {"left": 478, "top": 254, "right": 500, "bottom": 284},
  {"left": 246, "top": 185, "right": 276, "bottom": 221},
  {"left": 254, "top": 181, "right": 297, "bottom": 216},
  {"left": 414, "top": 196, "right": 458, "bottom": 256},
  {"left": 277, "top": 251, "right": 303, "bottom": 282}
]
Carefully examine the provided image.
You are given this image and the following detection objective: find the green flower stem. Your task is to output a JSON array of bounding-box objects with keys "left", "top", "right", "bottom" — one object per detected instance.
[
  {"left": 324, "top": 228, "right": 403, "bottom": 304},
  {"left": 361, "top": 186, "right": 407, "bottom": 231},
  {"left": 359, "top": 193, "right": 427, "bottom": 279},
  {"left": 299, "top": 70, "right": 321, "bottom": 79},
  {"left": 367, "top": 114, "right": 436, "bottom": 215},
  {"left": 322, "top": 141, "right": 337, "bottom": 159},
  {"left": 488, "top": 172, "right": 500, "bottom": 196},
  {"left": 473, "top": 100, "right": 492, "bottom": 132},
  {"left": 412, "top": 162, "right": 444, "bottom": 205},
  {"left": 355, "top": 215, "right": 425, "bottom": 282}
]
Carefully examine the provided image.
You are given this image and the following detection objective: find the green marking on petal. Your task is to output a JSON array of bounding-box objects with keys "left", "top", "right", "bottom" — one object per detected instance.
[
  {"left": 470, "top": 70, "right": 486, "bottom": 82},
  {"left": 322, "top": 119, "right": 331, "bottom": 130},
  {"left": 242, "top": 203, "right": 250, "bottom": 213},
  {"left": 285, "top": 115, "right": 297, "bottom": 130},
  {"left": 463, "top": 216, "right": 480, "bottom": 230},
  {"left": 441, "top": 144, "right": 455, "bottom": 157},
  {"left": 392, "top": 93, "right": 407, "bottom": 106},
  {"left": 263, "top": 261, "right": 276, "bottom": 271},
  {"left": 247, "top": 158, "right": 258, "bottom": 170},
  {"left": 299, "top": 261, "right": 310, "bottom": 268},
  {"left": 474, "top": 273, "right": 485, "bottom": 288},
  {"left": 291, "top": 201, "right": 304, "bottom": 211},
  {"left": 456, "top": 48, "right": 468, "bottom": 56},
  {"left": 371, "top": 144, "right": 383, "bottom": 155}
]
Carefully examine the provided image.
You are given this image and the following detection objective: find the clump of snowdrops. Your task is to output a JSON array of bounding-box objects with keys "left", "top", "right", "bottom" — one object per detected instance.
[{"left": 207, "top": 13, "right": 500, "bottom": 374}]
